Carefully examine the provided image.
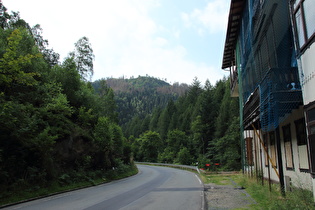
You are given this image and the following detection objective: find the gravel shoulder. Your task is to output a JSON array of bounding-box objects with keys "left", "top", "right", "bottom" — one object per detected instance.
[{"left": 204, "top": 181, "right": 256, "bottom": 210}]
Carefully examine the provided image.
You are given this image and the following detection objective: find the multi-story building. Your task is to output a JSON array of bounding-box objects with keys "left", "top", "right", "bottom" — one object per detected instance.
[
  {"left": 222, "top": 0, "right": 314, "bottom": 197},
  {"left": 289, "top": 0, "right": 315, "bottom": 195}
]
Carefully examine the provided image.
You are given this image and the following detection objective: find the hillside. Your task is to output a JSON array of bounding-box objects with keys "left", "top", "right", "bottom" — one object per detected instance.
[{"left": 93, "top": 76, "right": 189, "bottom": 126}]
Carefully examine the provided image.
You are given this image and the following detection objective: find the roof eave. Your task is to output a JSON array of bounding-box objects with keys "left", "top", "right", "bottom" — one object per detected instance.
[{"left": 221, "top": 0, "right": 246, "bottom": 69}]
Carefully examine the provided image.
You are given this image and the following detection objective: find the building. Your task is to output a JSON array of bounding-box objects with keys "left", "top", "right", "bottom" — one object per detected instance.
[
  {"left": 289, "top": 0, "right": 315, "bottom": 195},
  {"left": 222, "top": 0, "right": 314, "bottom": 197}
]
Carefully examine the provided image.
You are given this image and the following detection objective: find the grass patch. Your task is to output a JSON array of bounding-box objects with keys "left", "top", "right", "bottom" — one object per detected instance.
[
  {"left": 241, "top": 177, "right": 315, "bottom": 209},
  {"left": 0, "top": 164, "right": 138, "bottom": 207},
  {"left": 201, "top": 172, "right": 315, "bottom": 209},
  {"left": 205, "top": 174, "right": 240, "bottom": 185},
  {"left": 233, "top": 175, "right": 315, "bottom": 209}
]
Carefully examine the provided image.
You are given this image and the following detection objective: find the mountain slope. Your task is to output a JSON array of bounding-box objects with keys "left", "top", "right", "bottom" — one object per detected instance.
[{"left": 93, "top": 76, "right": 189, "bottom": 126}]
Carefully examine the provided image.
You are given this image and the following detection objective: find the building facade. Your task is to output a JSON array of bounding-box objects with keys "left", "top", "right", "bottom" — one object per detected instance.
[
  {"left": 222, "top": 0, "right": 315, "bottom": 197},
  {"left": 289, "top": 0, "right": 315, "bottom": 195}
]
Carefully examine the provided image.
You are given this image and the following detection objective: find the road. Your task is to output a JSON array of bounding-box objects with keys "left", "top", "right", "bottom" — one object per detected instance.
[{"left": 4, "top": 165, "right": 204, "bottom": 210}]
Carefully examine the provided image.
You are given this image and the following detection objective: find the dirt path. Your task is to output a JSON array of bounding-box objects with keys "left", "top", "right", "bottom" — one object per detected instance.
[{"left": 204, "top": 180, "right": 256, "bottom": 210}]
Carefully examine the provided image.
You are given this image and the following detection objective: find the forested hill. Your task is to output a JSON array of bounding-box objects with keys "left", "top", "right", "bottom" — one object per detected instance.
[
  {"left": 92, "top": 76, "right": 189, "bottom": 126},
  {"left": 126, "top": 78, "right": 241, "bottom": 171}
]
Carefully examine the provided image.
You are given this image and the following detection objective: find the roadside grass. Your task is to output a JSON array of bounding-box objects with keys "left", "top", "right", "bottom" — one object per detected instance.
[
  {"left": 237, "top": 176, "right": 315, "bottom": 210},
  {"left": 201, "top": 173, "right": 241, "bottom": 185},
  {"left": 0, "top": 164, "right": 138, "bottom": 207},
  {"left": 200, "top": 172, "right": 315, "bottom": 209}
]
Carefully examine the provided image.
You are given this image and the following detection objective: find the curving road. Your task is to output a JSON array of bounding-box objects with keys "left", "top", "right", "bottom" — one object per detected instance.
[{"left": 4, "top": 165, "right": 204, "bottom": 210}]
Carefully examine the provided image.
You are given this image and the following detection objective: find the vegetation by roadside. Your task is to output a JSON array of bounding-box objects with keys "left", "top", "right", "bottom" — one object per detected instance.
[
  {"left": 199, "top": 172, "right": 241, "bottom": 186},
  {"left": 200, "top": 172, "right": 315, "bottom": 210},
  {"left": 0, "top": 164, "right": 138, "bottom": 207},
  {"left": 238, "top": 175, "right": 315, "bottom": 210}
]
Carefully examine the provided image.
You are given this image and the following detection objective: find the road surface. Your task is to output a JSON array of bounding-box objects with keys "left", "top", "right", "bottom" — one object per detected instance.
[{"left": 4, "top": 165, "right": 204, "bottom": 210}]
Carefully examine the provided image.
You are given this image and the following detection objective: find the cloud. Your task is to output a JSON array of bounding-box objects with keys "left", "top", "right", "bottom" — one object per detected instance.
[
  {"left": 4, "top": 0, "right": 229, "bottom": 85},
  {"left": 181, "top": 0, "right": 229, "bottom": 35}
]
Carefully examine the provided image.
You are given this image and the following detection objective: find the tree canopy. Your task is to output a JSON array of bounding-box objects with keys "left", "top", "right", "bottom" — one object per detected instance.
[
  {"left": 125, "top": 78, "right": 241, "bottom": 170},
  {"left": 0, "top": 5, "right": 133, "bottom": 196}
]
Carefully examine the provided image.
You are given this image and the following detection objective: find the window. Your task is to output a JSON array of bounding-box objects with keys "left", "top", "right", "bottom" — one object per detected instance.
[
  {"left": 307, "top": 106, "right": 315, "bottom": 175},
  {"left": 263, "top": 133, "right": 269, "bottom": 167},
  {"left": 291, "top": 0, "right": 315, "bottom": 50},
  {"left": 295, "top": 8, "right": 305, "bottom": 47},
  {"left": 283, "top": 124, "right": 294, "bottom": 169},
  {"left": 246, "top": 137, "right": 253, "bottom": 166},
  {"left": 269, "top": 131, "right": 277, "bottom": 168},
  {"left": 295, "top": 118, "right": 309, "bottom": 171},
  {"left": 304, "top": 0, "right": 315, "bottom": 39},
  {"left": 295, "top": 118, "right": 307, "bottom": 145}
]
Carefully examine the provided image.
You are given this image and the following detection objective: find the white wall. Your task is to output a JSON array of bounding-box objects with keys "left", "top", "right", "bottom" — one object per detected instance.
[
  {"left": 249, "top": 107, "right": 313, "bottom": 191},
  {"left": 279, "top": 107, "right": 312, "bottom": 191},
  {"left": 299, "top": 43, "right": 315, "bottom": 106}
]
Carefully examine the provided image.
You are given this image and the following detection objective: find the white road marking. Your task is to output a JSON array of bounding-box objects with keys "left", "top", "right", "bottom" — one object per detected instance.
[{"left": 195, "top": 174, "right": 202, "bottom": 185}]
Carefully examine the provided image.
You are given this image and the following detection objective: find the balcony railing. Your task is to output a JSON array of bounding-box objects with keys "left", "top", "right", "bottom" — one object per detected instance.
[{"left": 259, "top": 67, "right": 303, "bottom": 131}]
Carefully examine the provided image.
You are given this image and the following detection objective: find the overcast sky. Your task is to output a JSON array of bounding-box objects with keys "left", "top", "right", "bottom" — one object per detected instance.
[{"left": 4, "top": 0, "right": 230, "bottom": 85}]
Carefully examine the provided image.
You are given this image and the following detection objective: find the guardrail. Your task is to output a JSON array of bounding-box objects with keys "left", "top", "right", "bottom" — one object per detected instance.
[{"left": 135, "top": 162, "right": 201, "bottom": 174}]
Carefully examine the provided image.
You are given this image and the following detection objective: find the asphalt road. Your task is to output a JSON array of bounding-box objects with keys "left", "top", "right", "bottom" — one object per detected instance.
[{"left": 4, "top": 165, "right": 204, "bottom": 210}]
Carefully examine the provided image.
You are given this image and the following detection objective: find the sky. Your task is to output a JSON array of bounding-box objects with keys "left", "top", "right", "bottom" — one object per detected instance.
[{"left": 4, "top": 0, "right": 230, "bottom": 86}]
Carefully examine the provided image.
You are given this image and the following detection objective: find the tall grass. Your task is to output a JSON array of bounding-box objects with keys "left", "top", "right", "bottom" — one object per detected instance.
[
  {"left": 237, "top": 175, "right": 315, "bottom": 209},
  {"left": 200, "top": 172, "right": 315, "bottom": 209}
]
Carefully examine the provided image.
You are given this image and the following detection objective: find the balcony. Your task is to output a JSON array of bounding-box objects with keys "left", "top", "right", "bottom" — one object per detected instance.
[
  {"left": 243, "top": 88, "right": 260, "bottom": 130},
  {"left": 259, "top": 67, "right": 303, "bottom": 132}
]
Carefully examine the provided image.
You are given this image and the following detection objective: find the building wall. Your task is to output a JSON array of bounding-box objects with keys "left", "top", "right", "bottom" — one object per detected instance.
[
  {"left": 224, "top": 0, "right": 314, "bottom": 194},
  {"left": 247, "top": 106, "right": 312, "bottom": 191},
  {"left": 298, "top": 43, "right": 315, "bottom": 106},
  {"left": 279, "top": 106, "right": 312, "bottom": 191}
]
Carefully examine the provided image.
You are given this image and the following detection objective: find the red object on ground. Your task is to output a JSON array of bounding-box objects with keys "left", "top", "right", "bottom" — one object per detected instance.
[{"left": 215, "top": 163, "right": 220, "bottom": 166}]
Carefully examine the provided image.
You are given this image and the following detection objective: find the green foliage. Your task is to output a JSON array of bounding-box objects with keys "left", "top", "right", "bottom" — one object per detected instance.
[
  {"left": 239, "top": 176, "right": 315, "bottom": 209},
  {"left": 92, "top": 76, "right": 189, "bottom": 131},
  {"left": 134, "top": 131, "right": 162, "bottom": 162},
  {"left": 0, "top": 28, "right": 40, "bottom": 88},
  {"left": 128, "top": 77, "right": 240, "bottom": 170},
  {"left": 95, "top": 79, "right": 119, "bottom": 123},
  {"left": 0, "top": 5, "right": 134, "bottom": 204},
  {"left": 176, "top": 147, "right": 192, "bottom": 165},
  {"left": 94, "top": 117, "right": 112, "bottom": 148},
  {"left": 71, "top": 36, "right": 94, "bottom": 81}
]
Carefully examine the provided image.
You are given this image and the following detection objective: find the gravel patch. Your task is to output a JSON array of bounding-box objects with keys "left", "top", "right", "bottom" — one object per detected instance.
[{"left": 204, "top": 182, "right": 256, "bottom": 210}]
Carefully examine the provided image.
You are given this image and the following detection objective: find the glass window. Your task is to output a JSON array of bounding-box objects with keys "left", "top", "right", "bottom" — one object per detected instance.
[
  {"left": 293, "top": 0, "right": 299, "bottom": 9},
  {"left": 269, "top": 131, "right": 275, "bottom": 145},
  {"left": 263, "top": 134, "right": 269, "bottom": 167},
  {"left": 269, "top": 131, "right": 277, "bottom": 167},
  {"left": 304, "top": 0, "right": 315, "bottom": 39},
  {"left": 295, "top": 118, "right": 307, "bottom": 145},
  {"left": 283, "top": 124, "right": 294, "bottom": 169},
  {"left": 308, "top": 108, "right": 315, "bottom": 122},
  {"left": 283, "top": 124, "right": 291, "bottom": 142},
  {"left": 295, "top": 8, "right": 305, "bottom": 47},
  {"left": 310, "top": 125, "right": 315, "bottom": 135}
]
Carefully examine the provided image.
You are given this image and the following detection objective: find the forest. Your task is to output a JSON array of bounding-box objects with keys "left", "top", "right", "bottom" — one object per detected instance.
[
  {"left": 0, "top": 3, "right": 240, "bottom": 201},
  {"left": 0, "top": 5, "right": 134, "bottom": 198},
  {"left": 110, "top": 77, "right": 241, "bottom": 170},
  {"left": 93, "top": 76, "right": 189, "bottom": 129}
]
